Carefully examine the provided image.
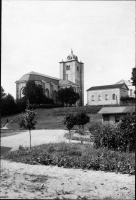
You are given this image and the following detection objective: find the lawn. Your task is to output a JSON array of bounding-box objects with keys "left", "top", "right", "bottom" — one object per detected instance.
[{"left": 1, "top": 107, "right": 102, "bottom": 130}]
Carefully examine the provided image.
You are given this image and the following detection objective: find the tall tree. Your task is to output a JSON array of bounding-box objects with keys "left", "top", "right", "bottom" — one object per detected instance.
[
  {"left": 58, "top": 87, "right": 80, "bottom": 106},
  {"left": 22, "top": 80, "right": 45, "bottom": 104}
]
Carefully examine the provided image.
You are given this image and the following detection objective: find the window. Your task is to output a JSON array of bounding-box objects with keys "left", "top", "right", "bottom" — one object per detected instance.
[
  {"left": 66, "top": 65, "right": 70, "bottom": 70},
  {"left": 112, "top": 94, "right": 116, "bottom": 100},
  {"left": 92, "top": 95, "right": 95, "bottom": 101},
  {"left": 45, "top": 89, "right": 49, "bottom": 98},
  {"left": 103, "top": 115, "right": 109, "bottom": 122},
  {"left": 77, "top": 66, "right": 79, "bottom": 71},
  {"left": 130, "top": 89, "right": 133, "bottom": 96},
  {"left": 115, "top": 115, "right": 120, "bottom": 123},
  {"left": 105, "top": 94, "right": 108, "bottom": 100},
  {"left": 98, "top": 95, "right": 101, "bottom": 101}
]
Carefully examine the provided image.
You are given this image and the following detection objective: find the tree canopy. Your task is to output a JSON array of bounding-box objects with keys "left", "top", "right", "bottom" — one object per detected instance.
[
  {"left": 1, "top": 86, "right": 6, "bottom": 99},
  {"left": 57, "top": 87, "right": 80, "bottom": 106},
  {"left": 131, "top": 67, "right": 136, "bottom": 86},
  {"left": 22, "top": 80, "right": 45, "bottom": 104}
]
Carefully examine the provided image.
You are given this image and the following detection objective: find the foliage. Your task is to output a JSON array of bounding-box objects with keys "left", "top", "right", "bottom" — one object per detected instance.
[
  {"left": 19, "top": 108, "right": 37, "bottom": 149},
  {"left": 64, "top": 114, "right": 75, "bottom": 142},
  {"left": 89, "top": 113, "right": 136, "bottom": 152},
  {"left": 120, "top": 96, "right": 135, "bottom": 104},
  {"left": 118, "top": 113, "right": 136, "bottom": 152},
  {"left": 57, "top": 87, "right": 80, "bottom": 106},
  {"left": 42, "top": 95, "right": 54, "bottom": 105},
  {"left": 22, "top": 80, "right": 45, "bottom": 104},
  {"left": 74, "top": 112, "right": 90, "bottom": 143},
  {"left": 3, "top": 142, "right": 135, "bottom": 175},
  {"left": 131, "top": 67, "right": 136, "bottom": 86},
  {"left": 1, "top": 93, "right": 17, "bottom": 116},
  {"left": 1, "top": 86, "right": 6, "bottom": 99}
]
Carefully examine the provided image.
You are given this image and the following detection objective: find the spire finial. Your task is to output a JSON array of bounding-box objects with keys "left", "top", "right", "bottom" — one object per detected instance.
[{"left": 71, "top": 49, "right": 73, "bottom": 54}]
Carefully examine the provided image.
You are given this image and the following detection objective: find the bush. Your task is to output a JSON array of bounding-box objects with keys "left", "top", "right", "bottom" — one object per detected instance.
[
  {"left": 3, "top": 142, "right": 135, "bottom": 175},
  {"left": 89, "top": 113, "right": 136, "bottom": 152}
]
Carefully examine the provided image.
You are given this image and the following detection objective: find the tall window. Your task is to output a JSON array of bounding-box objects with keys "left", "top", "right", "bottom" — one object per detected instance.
[
  {"left": 112, "top": 93, "right": 116, "bottom": 100},
  {"left": 98, "top": 95, "right": 101, "bottom": 101},
  {"left": 45, "top": 89, "right": 49, "bottom": 98},
  {"left": 77, "top": 66, "right": 79, "bottom": 71},
  {"left": 130, "top": 89, "right": 133, "bottom": 96},
  {"left": 105, "top": 94, "right": 108, "bottom": 100},
  {"left": 92, "top": 95, "right": 95, "bottom": 101}
]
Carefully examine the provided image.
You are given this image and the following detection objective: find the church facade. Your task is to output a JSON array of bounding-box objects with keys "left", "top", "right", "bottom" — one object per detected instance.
[{"left": 15, "top": 50, "right": 84, "bottom": 106}]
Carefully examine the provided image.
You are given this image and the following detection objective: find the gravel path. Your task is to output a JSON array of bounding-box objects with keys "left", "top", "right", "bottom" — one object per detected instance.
[
  {"left": 0, "top": 159, "right": 135, "bottom": 199},
  {"left": 0, "top": 129, "right": 135, "bottom": 199}
]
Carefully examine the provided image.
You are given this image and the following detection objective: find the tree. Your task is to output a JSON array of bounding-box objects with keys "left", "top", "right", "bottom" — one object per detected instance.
[
  {"left": 74, "top": 112, "right": 90, "bottom": 144},
  {"left": 131, "top": 67, "right": 136, "bottom": 87},
  {"left": 58, "top": 87, "right": 80, "bottom": 106},
  {"left": 22, "top": 80, "right": 45, "bottom": 104},
  {"left": 64, "top": 114, "right": 75, "bottom": 142},
  {"left": 1, "top": 93, "right": 17, "bottom": 115},
  {"left": 131, "top": 67, "right": 136, "bottom": 112},
  {"left": 19, "top": 108, "right": 37, "bottom": 150},
  {"left": 1, "top": 86, "right": 6, "bottom": 99}
]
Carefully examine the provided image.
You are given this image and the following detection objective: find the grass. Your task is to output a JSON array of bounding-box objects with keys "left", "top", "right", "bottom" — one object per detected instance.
[
  {"left": 1, "top": 107, "right": 102, "bottom": 130},
  {"left": 3, "top": 142, "right": 135, "bottom": 175}
]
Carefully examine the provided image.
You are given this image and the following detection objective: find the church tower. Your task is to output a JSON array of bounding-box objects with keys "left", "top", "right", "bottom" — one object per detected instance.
[{"left": 59, "top": 49, "right": 84, "bottom": 106}]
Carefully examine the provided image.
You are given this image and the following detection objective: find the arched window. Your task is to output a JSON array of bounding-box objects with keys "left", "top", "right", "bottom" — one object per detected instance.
[
  {"left": 105, "top": 94, "right": 108, "bottom": 100},
  {"left": 130, "top": 89, "right": 132, "bottom": 96},
  {"left": 112, "top": 93, "right": 116, "bottom": 100},
  {"left": 45, "top": 89, "right": 49, "bottom": 98},
  {"left": 98, "top": 95, "right": 101, "bottom": 101},
  {"left": 20, "top": 87, "right": 25, "bottom": 98},
  {"left": 92, "top": 95, "right": 95, "bottom": 101}
]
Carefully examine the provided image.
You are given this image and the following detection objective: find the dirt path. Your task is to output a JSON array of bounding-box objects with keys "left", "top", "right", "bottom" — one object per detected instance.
[{"left": 0, "top": 159, "right": 135, "bottom": 199}]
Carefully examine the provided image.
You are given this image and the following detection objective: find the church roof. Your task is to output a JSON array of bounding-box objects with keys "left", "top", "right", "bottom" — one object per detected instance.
[
  {"left": 15, "top": 71, "right": 60, "bottom": 83},
  {"left": 87, "top": 83, "right": 129, "bottom": 91},
  {"left": 59, "top": 79, "right": 78, "bottom": 87}
]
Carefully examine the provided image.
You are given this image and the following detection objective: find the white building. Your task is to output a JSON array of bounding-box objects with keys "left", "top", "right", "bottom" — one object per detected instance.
[
  {"left": 115, "top": 80, "right": 135, "bottom": 97},
  {"left": 87, "top": 83, "right": 129, "bottom": 106}
]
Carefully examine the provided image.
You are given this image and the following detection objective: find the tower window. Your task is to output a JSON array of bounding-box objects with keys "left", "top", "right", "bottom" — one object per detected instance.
[
  {"left": 130, "top": 89, "right": 132, "bottom": 96},
  {"left": 66, "top": 65, "right": 70, "bottom": 70},
  {"left": 77, "top": 66, "right": 79, "bottom": 71}
]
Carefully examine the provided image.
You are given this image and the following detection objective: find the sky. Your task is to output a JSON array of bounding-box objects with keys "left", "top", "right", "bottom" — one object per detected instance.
[{"left": 2, "top": 0, "right": 135, "bottom": 104}]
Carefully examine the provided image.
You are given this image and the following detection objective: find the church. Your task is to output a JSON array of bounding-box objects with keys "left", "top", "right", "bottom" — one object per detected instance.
[{"left": 15, "top": 50, "right": 84, "bottom": 106}]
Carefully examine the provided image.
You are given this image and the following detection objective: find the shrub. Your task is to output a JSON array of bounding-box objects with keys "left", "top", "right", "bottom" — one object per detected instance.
[
  {"left": 3, "top": 142, "right": 135, "bottom": 175},
  {"left": 89, "top": 113, "right": 136, "bottom": 152}
]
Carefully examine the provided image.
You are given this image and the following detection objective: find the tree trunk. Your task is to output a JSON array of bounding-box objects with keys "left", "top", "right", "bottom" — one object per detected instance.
[
  {"left": 69, "top": 130, "right": 71, "bottom": 143},
  {"left": 29, "top": 129, "right": 31, "bottom": 150}
]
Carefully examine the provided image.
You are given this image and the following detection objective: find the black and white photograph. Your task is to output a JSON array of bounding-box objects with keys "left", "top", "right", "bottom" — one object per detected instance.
[{"left": 1, "top": 0, "right": 135, "bottom": 199}]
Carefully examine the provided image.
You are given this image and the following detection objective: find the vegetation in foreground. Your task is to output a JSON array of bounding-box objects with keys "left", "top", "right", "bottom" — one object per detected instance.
[{"left": 3, "top": 142, "right": 135, "bottom": 175}]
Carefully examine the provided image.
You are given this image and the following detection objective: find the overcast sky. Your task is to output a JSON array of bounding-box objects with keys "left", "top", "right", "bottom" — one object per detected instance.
[{"left": 2, "top": 0, "right": 135, "bottom": 104}]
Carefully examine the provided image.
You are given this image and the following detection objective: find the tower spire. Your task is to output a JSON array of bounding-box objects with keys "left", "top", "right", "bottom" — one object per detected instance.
[{"left": 71, "top": 49, "right": 73, "bottom": 54}]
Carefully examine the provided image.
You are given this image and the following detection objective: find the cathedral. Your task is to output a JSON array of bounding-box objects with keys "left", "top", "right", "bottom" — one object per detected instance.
[{"left": 15, "top": 50, "right": 84, "bottom": 106}]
